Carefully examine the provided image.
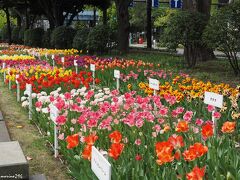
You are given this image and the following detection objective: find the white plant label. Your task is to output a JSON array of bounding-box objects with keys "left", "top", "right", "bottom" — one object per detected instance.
[
  {"left": 74, "top": 60, "right": 78, "bottom": 67},
  {"left": 24, "top": 83, "right": 32, "bottom": 96},
  {"left": 52, "top": 55, "right": 55, "bottom": 59},
  {"left": 204, "top": 92, "right": 223, "bottom": 108},
  {"left": 16, "top": 74, "right": 19, "bottom": 84},
  {"left": 90, "top": 64, "right": 95, "bottom": 72},
  {"left": 49, "top": 103, "right": 59, "bottom": 158},
  {"left": 114, "top": 70, "right": 120, "bottom": 79},
  {"left": 91, "top": 146, "right": 111, "bottom": 180},
  {"left": 61, "top": 57, "right": 65, "bottom": 63},
  {"left": 16, "top": 75, "right": 20, "bottom": 102},
  {"left": 24, "top": 83, "right": 32, "bottom": 120},
  {"left": 149, "top": 78, "right": 159, "bottom": 91},
  {"left": 49, "top": 104, "right": 59, "bottom": 124},
  {"left": 2, "top": 62, "right": 6, "bottom": 69}
]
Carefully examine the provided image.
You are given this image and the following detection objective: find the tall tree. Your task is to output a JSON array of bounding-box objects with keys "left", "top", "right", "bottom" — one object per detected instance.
[
  {"left": 182, "top": 0, "right": 215, "bottom": 63},
  {"left": 0, "top": 0, "right": 16, "bottom": 44},
  {"left": 114, "top": 0, "right": 131, "bottom": 53},
  {"left": 146, "top": 0, "right": 152, "bottom": 49},
  {"left": 4, "top": 7, "right": 11, "bottom": 44}
]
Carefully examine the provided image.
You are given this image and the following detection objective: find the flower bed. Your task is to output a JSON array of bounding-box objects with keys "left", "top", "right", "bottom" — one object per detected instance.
[
  {"left": 26, "top": 87, "right": 239, "bottom": 179},
  {"left": 0, "top": 44, "right": 239, "bottom": 179}
]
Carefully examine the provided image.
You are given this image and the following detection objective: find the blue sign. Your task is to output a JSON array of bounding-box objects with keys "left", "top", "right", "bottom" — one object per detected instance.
[
  {"left": 170, "top": 0, "right": 182, "bottom": 8},
  {"left": 152, "top": 0, "right": 159, "bottom": 8}
]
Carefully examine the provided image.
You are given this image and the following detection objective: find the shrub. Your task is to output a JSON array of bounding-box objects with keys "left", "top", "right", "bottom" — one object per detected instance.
[
  {"left": 203, "top": 1, "right": 240, "bottom": 76},
  {"left": 74, "top": 21, "right": 88, "bottom": 30},
  {"left": 87, "top": 25, "right": 110, "bottom": 54},
  {"left": 1, "top": 25, "right": 9, "bottom": 41},
  {"left": 11, "top": 26, "right": 21, "bottom": 43},
  {"left": 19, "top": 28, "right": 25, "bottom": 44},
  {"left": 51, "top": 26, "right": 76, "bottom": 49},
  {"left": 24, "top": 28, "right": 44, "bottom": 47},
  {"left": 72, "top": 27, "right": 90, "bottom": 52},
  {"left": 42, "top": 29, "right": 52, "bottom": 48}
]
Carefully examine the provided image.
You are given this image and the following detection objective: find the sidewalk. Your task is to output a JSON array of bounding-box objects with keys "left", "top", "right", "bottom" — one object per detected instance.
[{"left": 130, "top": 43, "right": 240, "bottom": 58}]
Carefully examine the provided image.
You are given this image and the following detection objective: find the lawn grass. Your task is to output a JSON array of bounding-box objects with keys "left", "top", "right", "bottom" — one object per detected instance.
[{"left": 0, "top": 80, "right": 71, "bottom": 180}]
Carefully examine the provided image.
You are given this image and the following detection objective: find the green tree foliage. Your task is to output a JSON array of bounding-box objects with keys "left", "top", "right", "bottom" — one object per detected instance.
[
  {"left": 0, "top": 10, "right": 7, "bottom": 29},
  {"left": 107, "top": 3, "right": 118, "bottom": 30},
  {"left": 1, "top": 25, "right": 8, "bottom": 41},
  {"left": 204, "top": 0, "right": 240, "bottom": 76},
  {"left": 163, "top": 11, "right": 207, "bottom": 67},
  {"left": 154, "top": 8, "right": 177, "bottom": 28},
  {"left": 129, "top": 3, "right": 146, "bottom": 32}
]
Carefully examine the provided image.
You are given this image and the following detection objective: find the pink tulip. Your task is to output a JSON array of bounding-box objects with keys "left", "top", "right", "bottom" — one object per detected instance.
[
  {"left": 135, "top": 139, "right": 142, "bottom": 146},
  {"left": 207, "top": 105, "right": 215, "bottom": 112}
]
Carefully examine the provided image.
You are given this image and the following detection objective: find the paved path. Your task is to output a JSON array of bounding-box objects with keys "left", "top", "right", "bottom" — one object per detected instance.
[{"left": 130, "top": 44, "right": 240, "bottom": 58}]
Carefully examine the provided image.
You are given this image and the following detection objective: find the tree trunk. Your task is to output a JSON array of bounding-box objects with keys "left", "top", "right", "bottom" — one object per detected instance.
[
  {"left": 4, "top": 8, "right": 12, "bottom": 45},
  {"left": 93, "top": 7, "right": 97, "bottom": 27},
  {"left": 37, "top": 0, "right": 56, "bottom": 28},
  {"left": 103, "top": 8, "right": 107, "bottom": 25},
  {"left": 13, "top": 9, "right": 23, "bottom": 28},
  {"left": 25, "top": 0, "right": 30, "bottom": 29},
  {"left": 115, "top": 0, "right": 131, "bottom": 54},
  {"left": 66, "top": 12, "right": 77, "bottom": 26},
  {"left": 29, "top": 15, "right": 36, "bottom": 29},
  {"left": 49, "top": 18, "right": 55, "bottom": 29},
  {"left": 182, "top": 0, "right": 215, "bottom": 65},
  {"left": 54, "top": 1, "right": 64, "bottom": 26},
  {"left": 17, "top": 15, "right": 22, "bottom": 27},
  {"left": 185, "top": 45, "right": 197, "bottom": 68},
  {"left": 146, "top": 0, "right": 152, "bottom": 49}
]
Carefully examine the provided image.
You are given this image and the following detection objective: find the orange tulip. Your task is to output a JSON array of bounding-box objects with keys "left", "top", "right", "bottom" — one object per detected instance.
[
  {"left": 66, "top": 134, "right": 79, "bottom": 149},
  {"left": 191, "top": 143, "right": 208, "bottom": 157},
  {"left": 82, "top": 145, "right": 92, "bottom": 160},
  {"left": 186, "top": 166, "right": 206, "bottom": 180},
  {"left": 201, "top": 124, "right": 213, "bottom": 139},
  {"left": 221, "top": 121, "right": 236, "bottom": 133},
  {"left": 183, "top": 143, "right": 208, "bottom": 161},
  {"left": 84, "top": 134, "right": 98, "bottom": 146},
  {"left": 108, "top": 143, "right": 124, "bottom": 160},
  {"left": 109, "top": 130, "right": 122, "bottom": 143},
  {"left": 182, "top": 149, "right": 197, "bottom": 161},
  {"left": 155, "top": 141, "right": 174, "bottom": 165},
  {"left": 176, "top": 121, "right": 189, "bottom": 132}
]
